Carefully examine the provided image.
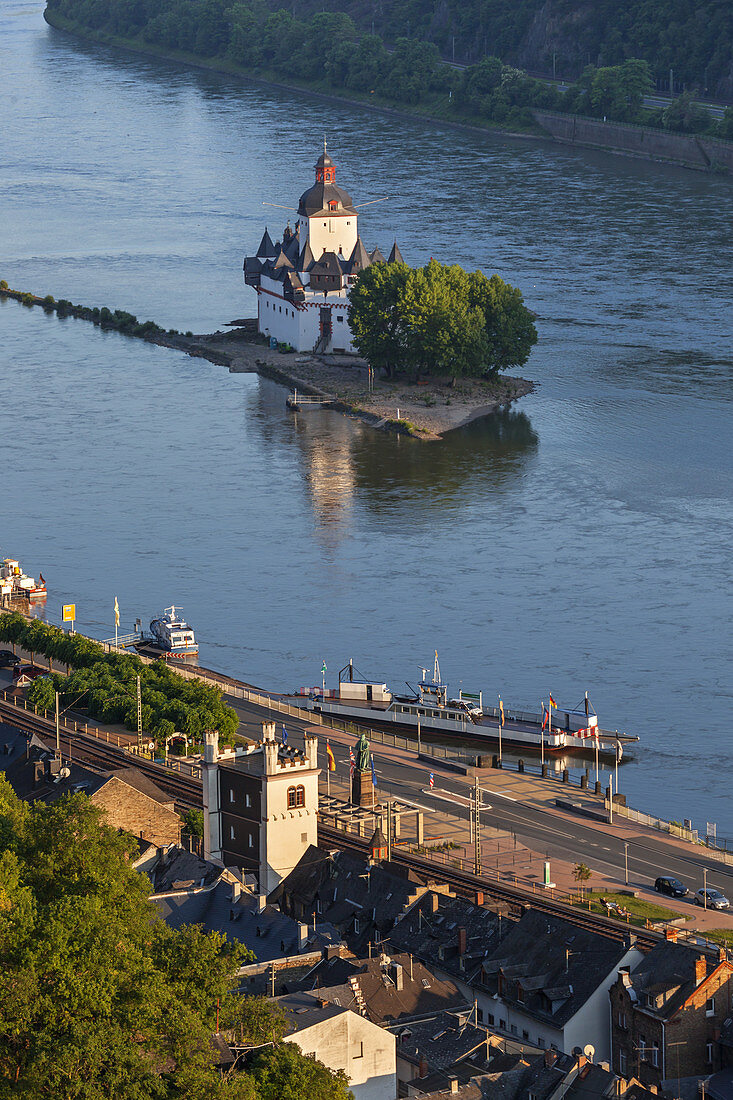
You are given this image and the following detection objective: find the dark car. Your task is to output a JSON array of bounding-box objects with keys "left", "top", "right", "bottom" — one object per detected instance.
[
  {"left": 655, "top": 876, "right": 688, "bottom": 898},
  {"left": 0, "top": 650, "right": 21, "bottom": 668}
]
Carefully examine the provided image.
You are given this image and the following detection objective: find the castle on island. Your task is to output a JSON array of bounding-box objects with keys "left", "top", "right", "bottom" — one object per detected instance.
[{"left": 244, "top": 147, "right": 403, "bottom": 354}]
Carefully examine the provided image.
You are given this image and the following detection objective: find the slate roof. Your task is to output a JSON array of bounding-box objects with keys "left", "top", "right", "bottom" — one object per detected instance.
[
  {"left": 256, "top": 228, "right": 276, "bottom": 258},
  {"left": 276, "top": 989, "right": 347, "bottom": 1034},
  {"left": 388, "top": 241, "right": 404, "bottom": 263},
  {"left": 296, "top": 951, "right": 469, "bottom": 1025},
  {"left": 153, "top": 874, "right": 341, "bottom": 959},
  {"left": 622, "top": 939, "right": 715, "bottom": 1019},
  {"left": 105, "top": 768, "right": 174, "bottom": 808},
  {"left": 3, "top": 734, "right": 111, "bottom": 803},
  {"left": 348, "top": 236, "right": 372, "bottom": 273},
  {"left": 273, "top": 845, "right": 438, "bottom": 954},
  {"left": 298, "top": 181, "right": 356, "bottom": 218},
  {"left": 392, "top": 1010, "right": 489, "bottom": 1073},
  {"left": 479, "top": 908, "right": 637, "bottom": 1028},
  {"left": 149, "top": 846, "right": 222, "bottom": 893},
  {"left": 389, "top": 891, "right": 513, "bottom": 985},
  {"left": 370, "top": 246, "right": 386, "bottom": 264}
]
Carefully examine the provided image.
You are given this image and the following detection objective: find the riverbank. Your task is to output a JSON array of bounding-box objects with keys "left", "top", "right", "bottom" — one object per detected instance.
[
  {"left": 44, "top": 7, "right": 732, "bottom": 175},
  {"left": 0, "top": 286, "right": 534, "bottom": 439}
]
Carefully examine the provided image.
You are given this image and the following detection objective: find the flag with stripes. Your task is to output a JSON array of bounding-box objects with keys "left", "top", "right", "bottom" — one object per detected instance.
[
  {"left": 349, "top": 748, "right": 355, "bottom": 776},
  {"left": 326, "top": 742, "right": 335, "bottom": 771}
]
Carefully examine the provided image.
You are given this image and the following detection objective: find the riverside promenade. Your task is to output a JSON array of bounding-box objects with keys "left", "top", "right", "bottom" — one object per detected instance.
[{"left": 3, "top": 626, "right": 733, "bottom": 942}]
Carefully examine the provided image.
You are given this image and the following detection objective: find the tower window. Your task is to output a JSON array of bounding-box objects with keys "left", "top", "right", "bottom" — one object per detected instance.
[{"left": 287, "top": 786, "right": 305, "bottom": 809}]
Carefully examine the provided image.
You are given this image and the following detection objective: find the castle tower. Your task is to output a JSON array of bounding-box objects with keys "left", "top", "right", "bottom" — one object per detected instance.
[
  {"left": 204, "top": 722, "right": 321, "bottom": 895},
  {"left": 297, "top": 144, "right": 359, "bottom": 261}
]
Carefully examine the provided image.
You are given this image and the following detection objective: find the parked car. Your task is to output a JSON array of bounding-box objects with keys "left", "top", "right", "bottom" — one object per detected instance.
[
  {"left": 694, "top": 888, "right": 730, "bottom": 909},
  {"left": 655, "top": 876, "right": 688, "bottom": 898},
  {"left": 0, "top": 650, "right": 20, "bottom": 668}
]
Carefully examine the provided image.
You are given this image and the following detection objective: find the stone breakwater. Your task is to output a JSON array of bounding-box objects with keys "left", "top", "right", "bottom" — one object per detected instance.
[{"left": 0, "top": 286, "right": 534, "bottom": 440}]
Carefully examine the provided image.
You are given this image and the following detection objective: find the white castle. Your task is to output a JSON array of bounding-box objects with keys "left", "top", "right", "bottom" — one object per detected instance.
[{"left": 244, "top": 147, "right": 403, "bottom": 354}]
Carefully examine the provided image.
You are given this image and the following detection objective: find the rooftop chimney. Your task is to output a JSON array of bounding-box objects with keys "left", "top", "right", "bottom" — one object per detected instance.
[
  {"left": 297, "top": 922, "right": 309, "bottom": 952},
  {"left": 719, "top": 946, "right": 727, "bottom": 962},
  {"left": 449, "top": 1077, "right": 459, "bottom": 1094},
  {"left": 457, "top": 928, "right": 467, "bottom": 956},
  {"left": 430, "top": 893, "right": 439, "bottom": 914},
  {"left": 231, "top": 882, "right": 241, "bottom": 903},
  {"left": 391, "top": 962, "right": 404, "bottom": 991},
  {"left": 665, "top": 927, "right": 678, "bottom": 943},
  {"left": 257, "top": 893, "right": 267, "bottom": 914},
  {"left": 695, "top": 956, "right": 707, "bottom": 983}
]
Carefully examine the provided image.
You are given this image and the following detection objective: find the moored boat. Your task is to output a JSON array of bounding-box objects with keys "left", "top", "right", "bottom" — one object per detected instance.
[
  {"left": 0, "top": 557, "right": 46, "bottom": 600},
  {"left": 301, "top": 656, "right": 636, "bottom": 760},
  {"left": 147, "top": 606, "right": 198, "bottom": 658}
]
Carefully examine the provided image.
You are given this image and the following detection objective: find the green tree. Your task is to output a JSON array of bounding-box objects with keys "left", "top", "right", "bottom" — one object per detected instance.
[
  {"left": 228, "top": 996, "right": 288, "bottom": 1044},
  {"left": 0, "top": 779, "right": 254, "bottom": 1095},
  {"left": 573, "top": 861, "right": 592, "bottom": 898},
  {"left": 247, "top": 1043, "right": 353, "bottom": 1100},
  {"left": 347, "top": 261, "right": 411, "bottom": 377},
  {"left": 349, "top": 259, "right": 536, "bottom": 379}
]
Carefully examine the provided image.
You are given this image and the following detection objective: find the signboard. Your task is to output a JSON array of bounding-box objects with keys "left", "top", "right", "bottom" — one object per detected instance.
[{"left": 62, "top": 604, "right": 76, "bottom": 622}]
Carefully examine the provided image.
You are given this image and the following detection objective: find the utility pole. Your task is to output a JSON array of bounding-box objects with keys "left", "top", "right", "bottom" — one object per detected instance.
[
  {"left": 137, "top": 674, "right": 143, "bottom": 752},
  {"left": 474, "top": 776, "right": 482, "bottom": 877}
]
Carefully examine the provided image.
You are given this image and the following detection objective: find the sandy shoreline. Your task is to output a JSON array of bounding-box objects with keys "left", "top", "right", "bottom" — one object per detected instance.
[{"left": 190, "top": 328, "right": 536, "bottom": 440}]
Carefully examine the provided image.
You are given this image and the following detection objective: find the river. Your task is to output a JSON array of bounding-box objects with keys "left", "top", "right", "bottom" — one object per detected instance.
[{"left": 2, "top": 0, "right": 732, "bottom": 836}]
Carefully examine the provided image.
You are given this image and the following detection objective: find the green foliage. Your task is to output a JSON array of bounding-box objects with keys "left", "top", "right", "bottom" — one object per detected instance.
[
  {"left": 182, "top": 807, "right": 204, "bottom": 838},
  {"left": 246, "top": 1043, "right": 353, "bottom": 1100},
  {"left": 0, "top": 280, "right": 8, "bottom": 291},
  {"left": 348, "top": 259, "right": 537, "bottom": 378},
  {"left": 0, "top": 612, "right": 239, "bottom": 746},
  {"left": 662, "top": 91, "right": 714, "bottom": 133},
  {"left": 0, "top": 777, "right": 256, "bottom": 1096},
  {"left": 227, "top": 996, "right": 288, "bottom": 1044}
]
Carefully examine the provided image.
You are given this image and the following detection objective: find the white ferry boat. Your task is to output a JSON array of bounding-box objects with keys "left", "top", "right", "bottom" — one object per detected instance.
[
  {"left": 0, "top": 557, "right": 46, "bottom": 600},
  {"left": 148, "top": 607, "right": 198, "bottom": 657},
  {"left": 304, "top": 657, "right": 636, "bottom": 760}
]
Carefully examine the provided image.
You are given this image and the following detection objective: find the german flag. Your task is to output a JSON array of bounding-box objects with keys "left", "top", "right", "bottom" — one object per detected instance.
[
  {"left": 326, "top": 743, "right": 336, "bottom": 772},
  {"left": 549, "top": 694, "right": 558, "bottom": 709}
]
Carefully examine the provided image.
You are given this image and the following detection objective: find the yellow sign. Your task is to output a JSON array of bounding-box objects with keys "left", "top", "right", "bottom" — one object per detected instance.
[{"left": 62, "top": 604, "right": 76, "bottom": 622}]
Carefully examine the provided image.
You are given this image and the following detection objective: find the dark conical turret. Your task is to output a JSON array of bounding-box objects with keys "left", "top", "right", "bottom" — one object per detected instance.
[
  {"left": 388, "top": 241, "right": 404, "bottom": 264},
  {"left": 256, "top": 228, "right": 277, "bottom": 259},
  {"left": 370, "top": 246, "right": 386, "bottom": 264},
  {"left": 349, "top": 236, "right": 372, "bottom": 273}
]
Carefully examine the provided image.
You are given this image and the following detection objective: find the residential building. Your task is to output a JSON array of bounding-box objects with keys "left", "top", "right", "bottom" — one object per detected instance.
[
  {"left": 1, "top": 728, "right": 181, "bottom": 845},
  {"left": 272, "top": 844, "right": 452, "bottom": 952},
  {"left": 610, "top": 932, "right": 733, "bottom": 1088},
  {"left": 277, "top": 990, "right": 397, "bottom": 1100}
]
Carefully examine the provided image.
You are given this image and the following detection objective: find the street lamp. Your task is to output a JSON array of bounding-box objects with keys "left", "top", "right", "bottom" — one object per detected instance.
[{"left": 704, "top": 867, "right": 708, "bottom": 911}]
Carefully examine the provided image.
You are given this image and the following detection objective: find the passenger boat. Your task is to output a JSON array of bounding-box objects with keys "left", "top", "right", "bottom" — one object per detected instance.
[
  {"left": 302, "top": 656, "right": 637, "bottom": 760},
  {"left": 0, "top": 557, "right": 46, "bottom": 600},
  {"left": 147, "top": 607, "right": 198, "bottom": 658}
]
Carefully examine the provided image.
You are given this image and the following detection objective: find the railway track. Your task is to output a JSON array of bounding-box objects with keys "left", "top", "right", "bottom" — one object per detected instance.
[
  {"left": 318, "top": 823, "right": 661, "bottom": 949},
  {"left": 0, "top": 700, "right": 666, "bottom": 948}
]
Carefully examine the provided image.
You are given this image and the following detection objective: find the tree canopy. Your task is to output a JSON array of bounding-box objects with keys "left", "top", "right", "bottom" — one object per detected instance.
[
  {"left": 47, "top": 0, "right": 733, "bottom": 138},
  {"left": 0, "top": 780, "right": 354, "bottom": 1098},
  {"left": 347, "top": 259, "right": 537, "bottom": 379},
  {"left": 0, "top": 612, "right": 239, "bottom": 748}
]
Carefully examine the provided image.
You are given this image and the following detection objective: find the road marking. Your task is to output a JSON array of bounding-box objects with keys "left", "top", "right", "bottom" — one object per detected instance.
[{"left": 428, "top": 788, "right": 491, "bottom": 811}]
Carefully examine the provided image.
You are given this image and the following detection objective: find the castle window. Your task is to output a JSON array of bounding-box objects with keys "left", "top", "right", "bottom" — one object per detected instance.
[
  {"left": 707, "top": 1043, "right": 714, "bottom": 1064},
  {"left": 287, "top": 786, "right": 297, "bottom": 808},
  {"left": 295, "top": 785, "right": 305, "bottom": 807}
]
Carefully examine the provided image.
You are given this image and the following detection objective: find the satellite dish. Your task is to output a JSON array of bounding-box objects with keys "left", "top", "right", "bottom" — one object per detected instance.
[{"left": 584, "top": 1044, "right": 595, "bottom": 1062}]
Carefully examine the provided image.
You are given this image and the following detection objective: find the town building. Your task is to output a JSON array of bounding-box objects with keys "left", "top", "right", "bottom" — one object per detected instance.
[
  {"left": 609, "top": 932, "right": 733, "bottom": 1088},
  {"left": 202, "top": 722, "right": 320, "bottom": 894},
  {"left": 272, "top": 843, "right": 452, "bottom": 952},
  {"left": 391, "top": 892, "right": 643, "bottom": 1063},
  {"left": 1, "top": 727, "right": 181, "bottom": 846},
  {"left": 243, "top": 147, "right": 403, "bottom": 353},
  {"left": 276, "top": 990, "right": 397, "bottom": 1100}
]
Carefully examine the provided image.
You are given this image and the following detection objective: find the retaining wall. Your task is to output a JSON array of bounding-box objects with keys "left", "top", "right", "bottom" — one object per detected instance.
[{"left": 533, "top": 111, "right": 733, "bottom": 173}]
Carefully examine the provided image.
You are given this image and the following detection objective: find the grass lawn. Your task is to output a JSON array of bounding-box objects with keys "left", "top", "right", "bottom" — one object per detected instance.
[
  {"left": 697, "top": 928, "right": 733, "bottom": 947},
  {"left": 569, "top": 890, "right": 688, "bottom": 926}
]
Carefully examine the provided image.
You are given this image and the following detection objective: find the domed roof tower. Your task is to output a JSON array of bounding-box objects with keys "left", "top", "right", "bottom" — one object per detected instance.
[{"left": 297, "top": 144, "right": 359, "bottom": 261}]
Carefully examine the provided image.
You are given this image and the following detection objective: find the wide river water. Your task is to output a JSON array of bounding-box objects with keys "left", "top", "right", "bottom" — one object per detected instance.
[{"left": 2, "top": 1, "right": 732, "bottom": 834}]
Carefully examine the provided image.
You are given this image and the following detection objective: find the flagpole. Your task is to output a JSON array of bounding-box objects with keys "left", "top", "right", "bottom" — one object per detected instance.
[
  {"left": 498, "top": 696, "right": 502, "bottom": 763},
  {"left": 541, "top": 701, "right": 545, "bottom": 767}
]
